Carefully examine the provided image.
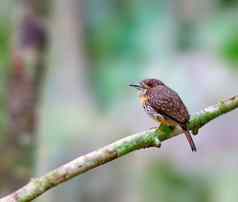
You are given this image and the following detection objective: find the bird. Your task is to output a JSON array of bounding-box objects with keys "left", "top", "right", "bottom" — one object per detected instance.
[{"left": 129, "top": 78, "right": 197, "bottom": 152}]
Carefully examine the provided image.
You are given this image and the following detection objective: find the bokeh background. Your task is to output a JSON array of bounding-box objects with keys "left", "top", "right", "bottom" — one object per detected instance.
[{"left": 0, "top": 0, "right": 238, "bottom": 202}]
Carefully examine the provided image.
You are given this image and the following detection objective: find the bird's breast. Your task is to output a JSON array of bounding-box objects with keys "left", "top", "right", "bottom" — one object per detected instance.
[{"left": 142, "top": 101, "right": 178, "bottom": 126}]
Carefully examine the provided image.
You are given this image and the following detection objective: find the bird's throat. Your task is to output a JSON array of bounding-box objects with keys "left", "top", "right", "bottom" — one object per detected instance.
[{"left": 139, "top": 95, "right": 149, "bottom": 105}]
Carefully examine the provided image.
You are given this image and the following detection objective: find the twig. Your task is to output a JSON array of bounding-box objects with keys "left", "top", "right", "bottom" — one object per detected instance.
[{"left": 1, "top": 95, "right": 238, "bottom": 202}]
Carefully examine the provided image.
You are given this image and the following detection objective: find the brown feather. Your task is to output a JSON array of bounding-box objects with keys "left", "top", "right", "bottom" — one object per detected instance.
[
  {"left": 184, "top": 130, "right": 197, "bottom": 152},
  {"left": 144, "top": 83, "right": 196, "bottom": 151},
  {"left": 146, "top": 85, "right": 190, "bottom": 124}
]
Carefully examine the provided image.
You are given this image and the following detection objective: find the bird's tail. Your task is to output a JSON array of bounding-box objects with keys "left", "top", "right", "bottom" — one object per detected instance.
[{"left": 184, "top": 130, "right": 197, "bottom": 152}]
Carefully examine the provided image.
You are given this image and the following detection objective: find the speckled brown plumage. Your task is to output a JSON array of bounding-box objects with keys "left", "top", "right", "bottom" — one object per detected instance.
[
  {"left": 129, "top": 78, "right": 197, "bottom": 151},
  {"left": 146, "top": 84, "right": 189, "bottom": 127}
]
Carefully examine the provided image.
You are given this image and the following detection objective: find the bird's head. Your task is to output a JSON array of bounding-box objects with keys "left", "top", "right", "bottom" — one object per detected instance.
[{"left": 129, "top": 78, "right": 164, "bottom": 92}]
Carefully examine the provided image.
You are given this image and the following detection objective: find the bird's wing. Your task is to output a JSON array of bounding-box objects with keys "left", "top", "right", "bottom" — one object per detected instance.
[{"left": 147, "top": 86, "right": 190, "bottom": 125}]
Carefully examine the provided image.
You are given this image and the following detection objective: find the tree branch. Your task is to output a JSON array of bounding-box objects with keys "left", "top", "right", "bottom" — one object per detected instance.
[{"left": 1, "top": 95, "right": 238, "bottom": 202}]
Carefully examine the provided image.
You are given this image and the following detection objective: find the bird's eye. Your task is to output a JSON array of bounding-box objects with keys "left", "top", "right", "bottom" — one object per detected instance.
[{"left": 145, "top": 82, "right": 153, "bottom": 88}]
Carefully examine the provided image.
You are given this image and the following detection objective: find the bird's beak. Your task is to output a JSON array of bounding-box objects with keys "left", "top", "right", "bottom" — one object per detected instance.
[{"left": 129, "top": 82, "right": 144, "bottom": 90}]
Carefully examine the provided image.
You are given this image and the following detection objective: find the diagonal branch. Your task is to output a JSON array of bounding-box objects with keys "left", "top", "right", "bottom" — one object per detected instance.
[{"left": 1, "top": 95, "right": 238, "bottom": 202}]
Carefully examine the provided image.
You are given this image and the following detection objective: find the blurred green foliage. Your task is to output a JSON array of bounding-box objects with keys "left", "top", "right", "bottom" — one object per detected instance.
[
  {"left": 219, "top": 0, "right": 238, "bottom": 8},
  {"left": 210, "top": 13, "right": 238, "bottom": 68},
  {"left": 143, "top": 161, "right": 211, "bottom": 202},
  {"left": 221, "top": 30, "right": 238, "bottom": 66},
  {"left": 85, "top": 1, "right": 144, "bottom": 108},
  {"left": 176, "top": 22, "right": 197, "bottom": 52},
  {"left": 85, "top": 0, "right": 170, "bottom": 109},
  {"left": 0, "top": 18, "right": 11, "bottom": 141}
]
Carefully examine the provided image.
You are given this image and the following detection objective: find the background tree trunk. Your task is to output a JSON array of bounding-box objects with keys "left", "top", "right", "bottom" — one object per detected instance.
[{"left": 0, "top": 0, "right": 48, "bottom": 195}]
